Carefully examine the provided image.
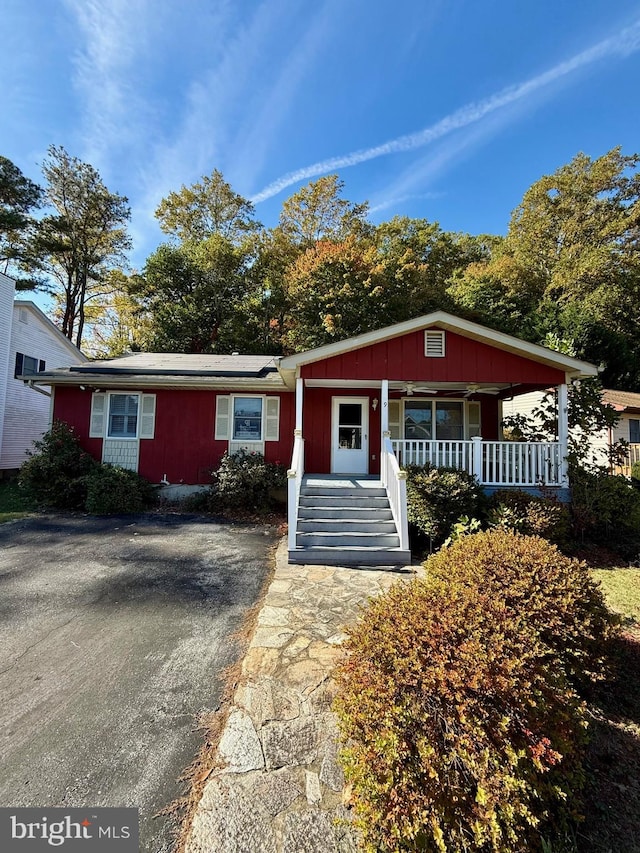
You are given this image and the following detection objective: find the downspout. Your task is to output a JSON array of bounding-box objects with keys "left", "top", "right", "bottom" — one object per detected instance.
[{"left": 26, "top": 380, "right": 52, "bottom": 398}]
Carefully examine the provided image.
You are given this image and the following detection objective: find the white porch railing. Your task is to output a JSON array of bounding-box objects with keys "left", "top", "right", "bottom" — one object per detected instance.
[
  {"left": 381, "top": 434, "right": 409, "bottom": 550},
  {"left": 287, "top": 432, "right": 305, "bottom": 550},
  {"left": 393, "top": 439, "right": 474, "bottom": 472},
  {"left": 480, "top": 441, "right": 561, "bottom": 486},
  {"left": 392, "top": 438, "right": 562, "bottom": 486}
]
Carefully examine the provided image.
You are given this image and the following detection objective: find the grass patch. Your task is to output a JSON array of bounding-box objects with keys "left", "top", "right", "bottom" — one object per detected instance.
[
  {"left": 591, "top": 567, "right": 640, "bottom": 629},
  {"left": 0, "top": 479, "right": 33, "bottom": 523},
  {"left": 579, "top": 561, "right": 640, "bottom": 852}
]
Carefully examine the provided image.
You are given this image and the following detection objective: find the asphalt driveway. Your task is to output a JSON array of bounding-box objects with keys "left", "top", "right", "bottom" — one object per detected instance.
[{"left": 0, "top": 513, "right": 276, "bottom": 852}]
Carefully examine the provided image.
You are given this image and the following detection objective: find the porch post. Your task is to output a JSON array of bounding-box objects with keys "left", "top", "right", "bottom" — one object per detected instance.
[
  {"left": 295, "top": 376, "right": 303, "bottom": 434},
  {"left": 381, "top": 379, "right": 389, "bottom": 434},
  {"left": 471, "top": 436, "right": 483, "bottom": 483},
  {"left": 557, "top": 381, "right": 569, "bottom": 487}
]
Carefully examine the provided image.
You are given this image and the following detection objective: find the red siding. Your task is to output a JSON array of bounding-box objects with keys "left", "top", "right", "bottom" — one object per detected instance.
[
  {"left": 53, "top": 386, "right": 295, "bottom": 484},
  {"left": 301, "top": 328, "right": 565, "bottom": 386},
  {"left": 53, "top": 386, "right": 105, "bottom": 462}
]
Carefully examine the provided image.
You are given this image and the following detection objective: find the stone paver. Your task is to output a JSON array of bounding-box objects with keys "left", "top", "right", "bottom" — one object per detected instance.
[{"left": 186, "top": 540, "right": 417, "bottom": 853}]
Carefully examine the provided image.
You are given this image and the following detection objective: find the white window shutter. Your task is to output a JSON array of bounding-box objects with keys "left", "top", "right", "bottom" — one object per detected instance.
[
  {"left": 468, "top": 401, "right": 481, "bottom": 438},
  {"left": 388, "top": 400, "right": 401, "bottom": 440},
  {"left": 140, "top": 394, "right": 156, "bottom": 439},
  {"left": 215, "top": 395, "right": 231, "bottom": 440},
  {"left": 89, "top": 393, "right": 106, "bottom": 438},
  {"left": 265, "top": 397, "right": 280, "bottom": 441}
]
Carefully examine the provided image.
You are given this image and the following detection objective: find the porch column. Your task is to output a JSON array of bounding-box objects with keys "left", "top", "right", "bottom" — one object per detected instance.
[
  {"left": 381, "top": 379, "right": 389, "bottom": 435},
  {"left": 295, "top": 376, "right": 303, "bottom": 434},
  {"left": 558, "top": 381, "right": 569, "bottom": 487}
]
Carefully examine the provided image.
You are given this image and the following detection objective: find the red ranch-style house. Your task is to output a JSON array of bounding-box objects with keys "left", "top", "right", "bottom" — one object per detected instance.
[{"left": 33, "top": 312, "right": 598, "bottom": 566}]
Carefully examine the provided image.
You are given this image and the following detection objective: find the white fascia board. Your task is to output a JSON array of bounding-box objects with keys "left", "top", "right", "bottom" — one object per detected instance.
[
  {"left": 277, "top": 311, "right": 599, "bottom": 379},
  {"left": 27, "top": 374, "right": 289, "bottom": 392}
]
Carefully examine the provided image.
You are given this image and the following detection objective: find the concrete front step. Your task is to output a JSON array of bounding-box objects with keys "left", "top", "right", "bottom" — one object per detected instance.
[
  {"left": 300, "top": 486, "right": 387, "bottom": 498},
  {"left": 297, "top": 518, "right": 397, "bottom": 533},
  {"left": 288, "top": 546, "right": 412, "bottom": 566},
  {"left": 299, "top": 495, "right": 390, "bottom": 508},
  {"left": 296, "top": 531, "right": 401, "bottom": 548},
  {"left": 298, "top": 506, "right": 394, "bottom": 520},
  {"left": 293, "top": 475, "right": 408, "bottom": 567}
]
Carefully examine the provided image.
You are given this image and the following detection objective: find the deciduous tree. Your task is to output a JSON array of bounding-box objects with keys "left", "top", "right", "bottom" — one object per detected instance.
[{"left": 31, "top": 146, "right": 131, "bottom": 349}]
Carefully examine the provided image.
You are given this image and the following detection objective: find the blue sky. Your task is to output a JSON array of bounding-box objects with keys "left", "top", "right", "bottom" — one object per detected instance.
[{"left": 2, "top": 0, "right": 640, "bottom": 278}]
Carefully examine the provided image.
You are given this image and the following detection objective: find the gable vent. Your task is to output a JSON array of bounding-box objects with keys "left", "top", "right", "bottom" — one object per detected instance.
[
  {"left": 19, "top": 309, "right": 28, "bottom": 324},
  {"left": 424, "top": 330, "right": 445, "bottom": 357}
]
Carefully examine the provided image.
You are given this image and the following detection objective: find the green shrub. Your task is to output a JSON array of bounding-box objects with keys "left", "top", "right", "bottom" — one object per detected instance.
[
  {"left": 570, "top": 467, "right": 640, "bottom": 554},
  {"left": 85, "top": 464, "right": 156, "bottom": 514},
  {"left": 209, "top": 449, "right": 287, "bottom": 512},
  {"left": 631, "top": 460, "right": 640, "bottom": 480},
  {"left": 19, "top": 421, "right": 97, "bottom": 509},
  {"left": 488, "top": 489, "right": 570, "bottom": 545},
  {"left": 406, "top": 464, "right": 485, "bottom": 549},
  {"left": 335, "top": 530, "right": 616, "bottom": 853}
]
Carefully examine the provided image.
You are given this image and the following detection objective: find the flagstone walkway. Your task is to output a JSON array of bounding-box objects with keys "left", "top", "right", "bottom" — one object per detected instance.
[{"left": 186, "top": 539, "right": 418, "bottom": 853}]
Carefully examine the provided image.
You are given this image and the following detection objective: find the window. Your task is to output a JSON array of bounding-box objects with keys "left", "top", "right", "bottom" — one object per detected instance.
[
  {"left": 108, "top": 394, "right": 139, "bottom": 438},
  {"left": 404, "top": 402, "right": 432, "bottom": 439},
  {"left": 435, "top": 401, "right": 464, "bottom": 440},
  {"left": 404, "top": 400, "right": 464, "bottom": 440},
  {"left": 630, "top": 419, "right": 640, "bottom": 444},
  {"left": 233, "top": 397, "right": 263, "bottom": 440},
  {"left": 14, "top": 352, "right": 45, "bottom": 378}
]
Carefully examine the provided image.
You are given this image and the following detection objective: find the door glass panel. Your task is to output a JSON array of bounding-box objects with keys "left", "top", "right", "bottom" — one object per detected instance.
[
  {"left": 338, "top": 403, "right": 362, "bottom": 449},
  {"left": 404, "top": 402, "right": 432, "bottom": 439},
  {"left": 436, "top": 402, "right": 464, "bottom": 440}
]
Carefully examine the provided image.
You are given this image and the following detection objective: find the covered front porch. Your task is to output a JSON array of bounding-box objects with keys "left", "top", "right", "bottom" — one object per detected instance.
[
  {"left": 285, "top": 377, "right": 570, "bottom": 565},
  {"left": 277, "top": 311, "right": 597, "bottom": 565}
]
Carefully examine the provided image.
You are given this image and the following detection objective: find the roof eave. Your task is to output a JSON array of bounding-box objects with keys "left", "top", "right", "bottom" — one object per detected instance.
[{"left": 29, "top": 374, "right": 288, "bottom": 391}]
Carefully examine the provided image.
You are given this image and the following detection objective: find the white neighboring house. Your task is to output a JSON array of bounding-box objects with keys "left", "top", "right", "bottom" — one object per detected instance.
[
  {"left": 502, "top": 387, "right": 640, "bottom": 474},
  {"left": 0, "top": 271, "right": 87, "bottom": 474}
]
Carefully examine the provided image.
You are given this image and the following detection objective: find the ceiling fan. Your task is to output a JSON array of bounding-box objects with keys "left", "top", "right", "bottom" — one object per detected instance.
[
  {"left": 463, "top": 384, "right": 501, "bottom": 397},
  {"left": 402, "top": 382, "right": 439, "bottom": 396}
]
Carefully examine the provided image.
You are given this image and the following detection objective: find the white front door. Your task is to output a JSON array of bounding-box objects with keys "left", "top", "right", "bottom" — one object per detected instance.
[{"left": 331, "top": 397, "right": 369, "bottom": 474}]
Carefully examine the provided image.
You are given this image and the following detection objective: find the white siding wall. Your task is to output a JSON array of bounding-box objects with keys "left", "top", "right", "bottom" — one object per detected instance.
[
  {"left": 503, "top": 390, "right": 611, "bottom": 467},
  {"left": 0, "top": 303, "right": 85, "bottom": 469},
  {"left": 501, "top": 391, "right": 546, "bottom": 427},
  {"left": 0, "top": 272, "right": 16, "bottom": 462}
]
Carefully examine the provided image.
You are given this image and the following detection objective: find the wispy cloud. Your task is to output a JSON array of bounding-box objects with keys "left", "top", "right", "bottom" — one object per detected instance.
[
  {"left": 368, "top": 192, "right": 442, "bottom": 216},
  {"left": 251, "top": 16, "right": 640, "bottom": 204},
  {"left": 227, "top": 0, "right": 338, "bottom": 195},
  {"left": 65, "top": 0, "right": 155, "bottom": 168}
]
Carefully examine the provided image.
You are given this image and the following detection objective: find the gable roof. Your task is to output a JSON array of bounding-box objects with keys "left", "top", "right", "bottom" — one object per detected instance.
[
  {"left": 14, "top": 301, "right": 89, "bottom": 362},
  {"left": 277, "top": 311, "right": 598, "bottom": 385}
]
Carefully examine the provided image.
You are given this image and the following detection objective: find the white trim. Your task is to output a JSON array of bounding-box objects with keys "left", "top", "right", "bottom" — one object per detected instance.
[
  {"left": 402, "top": 397, "right": 477, "bottom": 441},
  {"left": 231, "top": 394, "right": 265, "bottom": 442},
  {"left": 278, "top": 310, "right": 598, "bottom": 378},
  {"left": 106, "top": 391, "right": 142, "bottom": 440}
]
